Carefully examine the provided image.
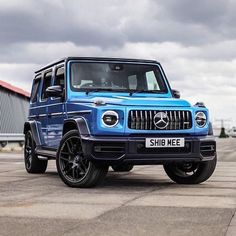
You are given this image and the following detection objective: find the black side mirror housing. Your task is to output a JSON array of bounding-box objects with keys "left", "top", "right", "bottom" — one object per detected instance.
[
  {"left": 172, "top": 89, "right": 180, "bottom": 99},
  {"left": 46, "top": 85, "right": 63, "bottom": 98}
]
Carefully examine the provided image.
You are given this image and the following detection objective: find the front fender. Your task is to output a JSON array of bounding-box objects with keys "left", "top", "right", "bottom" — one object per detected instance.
[
  {"left": 23, "top": 121, "right": 46, "bottom": 146},
  {"left": 63, "top": 117, "right": 90, "bottom": 136}
]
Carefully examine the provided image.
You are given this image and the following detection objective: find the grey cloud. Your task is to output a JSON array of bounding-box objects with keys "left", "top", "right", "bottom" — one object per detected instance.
[
  {"left": 0, "top": 0, "right": 235, "bottom": 50},
  {"left": 122, "top": 19, "right": 222, "bottom": 46},
  {"left": 0, "top": 2, "right": 125, "bottom": 48},
  {"left": 157, "top": 0, "right": 228, "bottom": 26},
  {"left": 153, "top": 0, "right": 236, "bottom": 45},
  {"left": 0, "top": 0, "right": 236, "bottom": 124},
  {"left": 120, "top": 0, "right": 236, "bottom": 46}
]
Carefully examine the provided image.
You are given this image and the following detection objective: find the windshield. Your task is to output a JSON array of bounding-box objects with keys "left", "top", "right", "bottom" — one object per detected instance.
[{"left": 70, "top": 62, "right": 168, "bottom": 93}]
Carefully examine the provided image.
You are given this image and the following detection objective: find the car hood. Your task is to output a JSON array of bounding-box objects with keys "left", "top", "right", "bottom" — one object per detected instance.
[{"left": 88, "top": 95, "right": 191, "bottom": 107}]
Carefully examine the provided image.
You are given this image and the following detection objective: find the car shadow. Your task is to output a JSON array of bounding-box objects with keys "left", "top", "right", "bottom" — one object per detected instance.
[
  {"left": 103, "top": 174, "right": 173, "bottom": 188},
  {"left": 44, "top": 170, "right": 174, "bottom": 189}
]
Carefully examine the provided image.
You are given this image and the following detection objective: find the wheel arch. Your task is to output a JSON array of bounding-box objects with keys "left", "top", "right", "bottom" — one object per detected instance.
[
  {"left": 63, "top": 117, "right": 90, "bottom": 136},
  {"left": 23, "top": 122, "right": 31, "bottom": 134},
  {"left": 23, "top": 121, "right": 46, "bottom": 146}
]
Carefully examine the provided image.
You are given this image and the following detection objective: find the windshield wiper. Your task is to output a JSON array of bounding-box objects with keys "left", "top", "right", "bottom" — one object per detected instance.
[
  {"left": 84, "top": 88, "right": 128, "bottom": 95},
  {"left": 129, "top": 89, "right": 161, "bottom": 96},
  {"left": 83, "top": 88, "right": 163, "bottom": 96}
]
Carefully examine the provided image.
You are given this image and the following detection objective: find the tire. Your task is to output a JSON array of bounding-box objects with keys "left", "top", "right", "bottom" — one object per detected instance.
[
  {"left": 24, "top": 130, "right": 48, "bottom": 174},
  {"left": 112, "top": 164, "right": 134, "bottom": 172},
  {"left": 163, "top": 156, "right": 217, "bottom": 184},
  {"left": 56, "top": 130, "right": 108, "bottom": 188}
]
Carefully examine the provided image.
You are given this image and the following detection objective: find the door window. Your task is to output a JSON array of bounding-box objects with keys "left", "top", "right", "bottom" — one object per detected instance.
[
  {"left": 41, "top": 71, "right": 52, "bottom": 101},
  {"left": 54, "top": 67, "right": 65, "bottom": 87},
  {"left": 31, "top": 76, "right": 41, "bottom": 103}
]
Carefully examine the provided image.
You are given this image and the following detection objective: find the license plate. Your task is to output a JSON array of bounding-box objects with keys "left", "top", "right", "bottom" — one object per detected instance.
[{"left": 145, "top": 138, "right": 185, "bottom": 148}]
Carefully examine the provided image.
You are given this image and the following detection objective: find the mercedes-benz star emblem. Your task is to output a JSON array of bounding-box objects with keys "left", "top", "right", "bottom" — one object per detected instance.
[{"left": 153, "top": 112, "right": 169, "bottom": 129}]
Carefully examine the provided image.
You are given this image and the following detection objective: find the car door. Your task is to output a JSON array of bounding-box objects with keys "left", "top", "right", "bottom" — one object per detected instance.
[
  {"left": 39, "top": 70, "right": 53, "bottom": 146},
  {"left": 47, "top": 65, "right": 66, "bottom": 148}
]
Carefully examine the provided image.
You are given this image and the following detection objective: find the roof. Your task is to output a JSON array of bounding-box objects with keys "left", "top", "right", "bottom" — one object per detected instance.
[
  {"left": 35, "top": 57, "right": 159, "bottom": 73},
  {"left": 0, "top": 80, "right": 30, "bottom": 98}
]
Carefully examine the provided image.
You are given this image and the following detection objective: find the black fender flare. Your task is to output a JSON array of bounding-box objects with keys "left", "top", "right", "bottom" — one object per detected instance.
[
  {"left": 208, "top": 122, "right": 213, "bottom": 136},
  {"left": 62, "top": 117, "right": 90, "bottom": 136},
  {"left": 23, "top": 121, "right": 46, "bottom": 146},
  {"left": 62, "top": 118, "right": 91, "bottom": 157}
]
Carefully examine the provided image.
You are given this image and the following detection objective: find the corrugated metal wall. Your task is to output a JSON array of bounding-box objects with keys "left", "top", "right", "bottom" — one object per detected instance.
[{"left": 0, "top": 88, "right": 29, "bottom": 134}]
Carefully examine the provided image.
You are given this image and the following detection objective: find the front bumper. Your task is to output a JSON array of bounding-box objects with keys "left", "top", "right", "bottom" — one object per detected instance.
[{"left": 81, "top": 135, "right": 216, "bottom": 165}]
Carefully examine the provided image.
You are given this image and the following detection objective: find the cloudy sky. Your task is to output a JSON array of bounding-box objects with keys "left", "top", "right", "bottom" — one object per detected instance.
[{"left": 0, "top": 0, "right": 235, "bottom": 127}]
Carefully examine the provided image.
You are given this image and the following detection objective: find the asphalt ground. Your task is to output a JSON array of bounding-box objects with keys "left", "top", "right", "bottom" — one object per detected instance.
[{"left": 0, "top": 138, "right": 235, "bottom": 236}]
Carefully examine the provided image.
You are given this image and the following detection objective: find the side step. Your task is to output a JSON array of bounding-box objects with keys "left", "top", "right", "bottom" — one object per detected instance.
[{"left": 35, "top": 147, "right": 57, "bottom": 160}]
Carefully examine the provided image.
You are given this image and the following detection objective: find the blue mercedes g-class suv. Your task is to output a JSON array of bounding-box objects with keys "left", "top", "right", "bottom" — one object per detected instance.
[{"left": 24, "top": 57, "right": 216, "bottom": 188}]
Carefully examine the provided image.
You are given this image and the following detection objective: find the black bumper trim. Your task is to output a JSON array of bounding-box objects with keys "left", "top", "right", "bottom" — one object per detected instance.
[{"left": 81, "top": 135, "right": 216, "bottom": 164}]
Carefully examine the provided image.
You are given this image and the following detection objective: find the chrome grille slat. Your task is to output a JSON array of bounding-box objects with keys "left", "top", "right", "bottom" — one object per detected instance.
[
  {"left": 186, "top": 111, "right": 190, "bottom": 129},
  {"left": 153, "top": 111, "right": 157, "bottom": 130},
  {"left": 149, "top": 110, "right": 152, "bottom": 130},
  {"left": 174, "top": 111, "right": 177, "bottom": 130},
  {"left": 165, "top": 111, "right": 168, "bottom": 130},
  {"left": 128, "top": 110, "right": 192, "bottom": 130},
  {"left": 170, "top": 111, "right": 173, "bottom": 130},
  {"left": 178, "top": 111, "right": 181, "bottom": 130},
  {"left": 144, "top": 110, "right": 148, "bottom": 130},
  {"left": 135, "top": 110, "right": 138, "bottom": 129},
  {"left": 183, "top": 111, "right": 186, "bottom": 129},
  {"left": 130, "top": 110, "right": 135, "bottom": 129}
]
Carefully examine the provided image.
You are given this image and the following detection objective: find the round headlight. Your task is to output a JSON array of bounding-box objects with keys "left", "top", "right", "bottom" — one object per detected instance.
[
  {"left": 102, "top": 111, "right": 119, "bottom": 127},
  {"left": 195, "top": 112, "right": 207, "bottom": 127}
]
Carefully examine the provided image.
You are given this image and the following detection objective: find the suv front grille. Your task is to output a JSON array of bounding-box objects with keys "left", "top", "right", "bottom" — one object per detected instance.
[{"left": 128, "top": 110, "right": 192, "bottom": 130}]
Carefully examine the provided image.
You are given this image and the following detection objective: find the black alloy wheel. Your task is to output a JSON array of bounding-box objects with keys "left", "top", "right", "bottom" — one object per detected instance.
[
  {"left": 163, "top": 157, "right": 217, "bottom": 184},
  {"left": 56, "top": 130, "right": 108, "bottom": 188},
  {"left": 24, "top": 130, "right": 48, "bottom": 173}
]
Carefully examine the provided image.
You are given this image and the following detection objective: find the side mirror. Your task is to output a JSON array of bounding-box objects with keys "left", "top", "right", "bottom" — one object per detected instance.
[
  {"left": 46, "top": 85, "right": 63, "bottom": 98},
  {"left": 172, "top": 89, "right": 180, "bottom": 99}
]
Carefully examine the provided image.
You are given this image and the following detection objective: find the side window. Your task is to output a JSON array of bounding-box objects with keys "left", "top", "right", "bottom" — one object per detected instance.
[
  {"left": 128, "top": 75, "right": 137, "bottom": 89},
  {"left": 41, "top": 71, "right": 52, "bottom": 101},
  {"left": 146, "top": 71, "right": 160, "bottom": 90},
  {"left": 54, "top": 67, "right": 65, "bottom": 87},
  {"left": 31, "top": 77, "right": 41, "bottom": 103}
]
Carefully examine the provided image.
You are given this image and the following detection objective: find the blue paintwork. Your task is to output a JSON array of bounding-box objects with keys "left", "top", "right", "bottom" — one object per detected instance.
[
  {"left": 28, "top": 58, "right": 210, "bottom": 148},
  {"left": 64, "top": 100, "right": 209, "bottom": 136}
]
